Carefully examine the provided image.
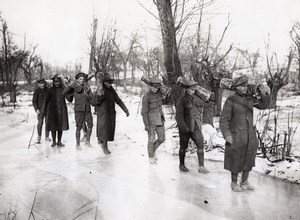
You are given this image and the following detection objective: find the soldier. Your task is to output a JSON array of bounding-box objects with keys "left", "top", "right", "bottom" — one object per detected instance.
[
  {"left": 141, "top": 77, "right": 170, "bottom": 164},
  {"left": 92, "top": 76, "right": 129, "bottom": 154},
  {"left": 42, "top": 75, "right": 70, "bottom": 147},
  {"left": 219, "top": 75, "right": 270, "bottom": 192},
  {"left": 175, "top": 79, "right": 209, "bottom": 173},
  {"left": 63, "top": 72, "right": 93, "bottom": 150},
  {"left": 32, "top": 78, "right": 51, "bottom": 143}
]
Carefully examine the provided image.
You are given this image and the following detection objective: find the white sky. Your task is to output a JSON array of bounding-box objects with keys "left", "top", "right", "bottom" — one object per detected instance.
[{"left": 1, "top": 0, "right": 300, "bottom": 72}]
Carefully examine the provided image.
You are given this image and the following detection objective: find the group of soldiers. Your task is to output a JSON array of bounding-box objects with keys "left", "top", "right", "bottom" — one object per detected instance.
[
  {"left": 32, "top": 72, "right": 129, "bottom": 153},
  {"left": 141, "top": 75, "right": 270, "bottom": 192},
  {"left": 33, "top": 72, "right": 270, "bottom": 192}
]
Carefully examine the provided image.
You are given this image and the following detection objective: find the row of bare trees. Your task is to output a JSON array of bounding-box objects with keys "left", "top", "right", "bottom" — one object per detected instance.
[
  {"left": 0, "top": 14, "right": 44, "bottom": 104},
  {"left": 0, "top": 14, "right": 80, "bottom": 105},
  {"left": 147, "top": 0, "right": 300, "bottom": 120}
]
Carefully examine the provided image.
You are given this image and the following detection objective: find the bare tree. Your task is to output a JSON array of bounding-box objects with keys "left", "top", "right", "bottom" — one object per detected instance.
[
  {"left": 21, "top": 45, "right": 43, "bottom": 89},
  {"left": 235, "top": 48, "right": 260, "bottom": 76},
  {"left": 265, "top": 48, "right": 294, "bottom": 108},
  {"left": 290, "top": 22, "right": 300, "bottom": 89},
  {"left": 0, "top": 15, "right": 27, "bottom": 104},
  {"left": 153, "top": 0, "right": 183, "bottom": 85},
  {"left": 112, "top": 32, "right": 140, "bottom": 90},
  {"left": 90, "top": 22, "right": 119, "bottom": 94},
  {"left": 139, "top": 47, "right": 164, "bottom": 77},
  {"left": 185, "top": 14, "right": 233, "bottom": 122}
]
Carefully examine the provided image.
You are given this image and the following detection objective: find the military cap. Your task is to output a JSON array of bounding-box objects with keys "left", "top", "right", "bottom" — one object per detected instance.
[
  {"left": 149, "top": 77, "right": 162, "bottom": 85},
  {"left": 36, "top": 78, "right": 46, "bottom": 84},
  {"left": 51, "top": 74, "right": 60, "bottom": 80},
  {"left": 185, "top": 79, "right": 198, "bottom": 87},
  {"left": 103, "top": 76, "right": 114, "bottom": 83},
  {"left": 233, "top": 75, "right": 248, "bottom": 87},
  {"left": 75, "top": 72, "right": 87, "bottom": 79}
]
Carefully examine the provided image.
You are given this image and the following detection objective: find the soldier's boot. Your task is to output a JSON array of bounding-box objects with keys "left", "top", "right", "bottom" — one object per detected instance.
[
  {"left": 51, "top": 131, "right": 56, "bottom": 147},
  {"left": 179, "top": 148, "right": 189, "bottom": 172},
  {"left": 75, "top": 131, "right": 82, "bottom": 150},
  {"left": 231, "top": 182, "right": 242, "bottom": 192},
  {"left": 36, "top": 136, "right": 41, "bottom": 144},
  {"left": 57, "top": 131, "right": 65, "bottom": 147},
  {"left": 45, "top": 130, "right": 51, "bottom": 141},
  {"left": 81, "top": 132, "right": 87, "bottom": 142},
  {"left": 153, "top": 152, "right": 159, "bottom": 161},
  {"left": 197, "top": 149, "right": 209, "bottom": 173},
  {"left": 85, "top": 128, "right": 93, "bottom": 148},
  {"left": 149, "top": 157, "right": 157, "bottom": 164},
  {"left": 102, "top": 141, "right": 111, "bottom": 154},
  {"left": 240, "top": 171, "right": 254, "bottom": 190},
  {"left": 240, "top": 181, "right": 255, "bottom": 190}
]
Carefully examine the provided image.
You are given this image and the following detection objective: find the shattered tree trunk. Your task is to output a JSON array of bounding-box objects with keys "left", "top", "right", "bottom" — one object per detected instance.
[
  {"left": 270, "top": 87, "right": 280, "bottom": 109},
  {"left": 155, "top": 0, "right": 183, "bottom": 103}
]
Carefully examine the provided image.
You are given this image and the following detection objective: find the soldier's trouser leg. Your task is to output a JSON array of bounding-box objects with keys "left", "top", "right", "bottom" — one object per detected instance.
[
  {"left": 102, "top": 141, "right": 111, "bottom": 154},
  {"left": 191, "top": 125, "right": 205, "bottom": 166},
  {"left": 153, "top": 125, "right": 165, "bottom": 153},
  {"left": 85, "top": 112, "right": 93, "bottom": 143},
  {"left": 179, "top": 130, "right": 190, "bottom": 165},
  {"left": 102, "top": 141, "right": 108, "bottom": 149},
  {"left": 76, "top": 131, "right": 81, "bottom": 146},
  {"left": 75, "top": 112, "right": 84, "bottom": 146},
  {"left": 57, "top": 131, "right": 63, "bottom": 143},
  {"left": 147, "top": 126, "right": 156, "bottom": 158},
  {"left": 242, "top": 171, "right": 249, "bottom": 182},
  {"left": 51, "top": 131, "right": 56, "bottom": 143},
  {"left": 82, "top": 123, "right": 87, "bottom": 135},
  {"left": 37, "top": 114, "right": 43, "bottom": 137},
  {"left": 44, "top": 114, "right": 50, "bottom": 138},
  {"left": 231, "top": 173, "right": 238, "bottom": 183}
]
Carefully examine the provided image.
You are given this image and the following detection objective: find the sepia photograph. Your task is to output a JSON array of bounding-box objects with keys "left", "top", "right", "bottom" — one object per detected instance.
[{"left": 0, "top": 0, "right": 300, "bottom": 219}]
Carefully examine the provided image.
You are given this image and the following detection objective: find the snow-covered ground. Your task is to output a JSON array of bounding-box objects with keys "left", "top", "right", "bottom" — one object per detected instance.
[{"left": 1, "top": 86, "right": 300, "bottom": 185}]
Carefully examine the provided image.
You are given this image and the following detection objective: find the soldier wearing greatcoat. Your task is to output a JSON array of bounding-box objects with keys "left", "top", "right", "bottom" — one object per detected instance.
[
  {"left": 220, "top": 75, "right": 270, "bottom": 192},
  {"left": 92, "top": 76, "right": 129, "bottom": 154},
  {"left": 42, "top": 75, "right": 71, "bottom": 147}
]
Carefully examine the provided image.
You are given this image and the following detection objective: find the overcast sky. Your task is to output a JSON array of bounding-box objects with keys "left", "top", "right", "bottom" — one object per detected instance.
[{"left": 1, "top": 0, "right": 300, "bottom": 72}]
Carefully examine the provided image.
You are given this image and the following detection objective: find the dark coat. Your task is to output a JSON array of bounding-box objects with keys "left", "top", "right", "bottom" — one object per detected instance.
[
  {"left": 175, "top": 92, "right": 207, "bottom": 133},
  {"left": 219, "top": 91, "right": 270, "bottom": 173},
  {"left": 62, "top": 82, "right": 93, "bottom": 112},
  {"left": 32, "top": 87, "right": 47, "bottom": 111},
  {"left": 91, "top": 87, "right": 128, "bottom": 141},
  {"left": 141, "top": 91, "right": 169, "bottom": 127},
  {"left": 42, "top": 86, "right": 70, "bottom": 131}
]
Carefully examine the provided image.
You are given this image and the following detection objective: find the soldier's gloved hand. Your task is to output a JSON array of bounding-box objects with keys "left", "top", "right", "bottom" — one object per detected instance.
[
  {"left": 125, "top": 111, "right": 129, "bottom": 117},
  {"left": 225, "top": 142, "right": 232, "bottom": 147},
  {"left": 145, "top": 126, "right": 150, "bottom": 132},
  {"left": 181, "top": 126, "right": 190, "bottom": 133},
  {"left": 36, "top": 110, "right": 40, "bottom": 115},
  {"left": 225, "top": 136, "right": 233, "bottom": 147}
]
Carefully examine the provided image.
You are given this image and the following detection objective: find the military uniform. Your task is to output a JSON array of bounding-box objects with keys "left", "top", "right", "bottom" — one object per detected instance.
[
  {"left": 91, "top": 76, "right": 129, "bottom": 154},
  {"left": 63, "top": 72, "right": 93, "bottom": 149},
  {"left": 141, "top": 77, "right": 170, "bottom": 163},
  {"left": 220, "top": 75, "right": 270, "bottom": 191},
  {"left": 32, "top": 78, "right": 50, "bottom": 142},
  {"left": 175, "top": 80, "right": 209, "bottom": 173},
  {"left": 42, "top": 75, "right": 70, "bottom": 147}
]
